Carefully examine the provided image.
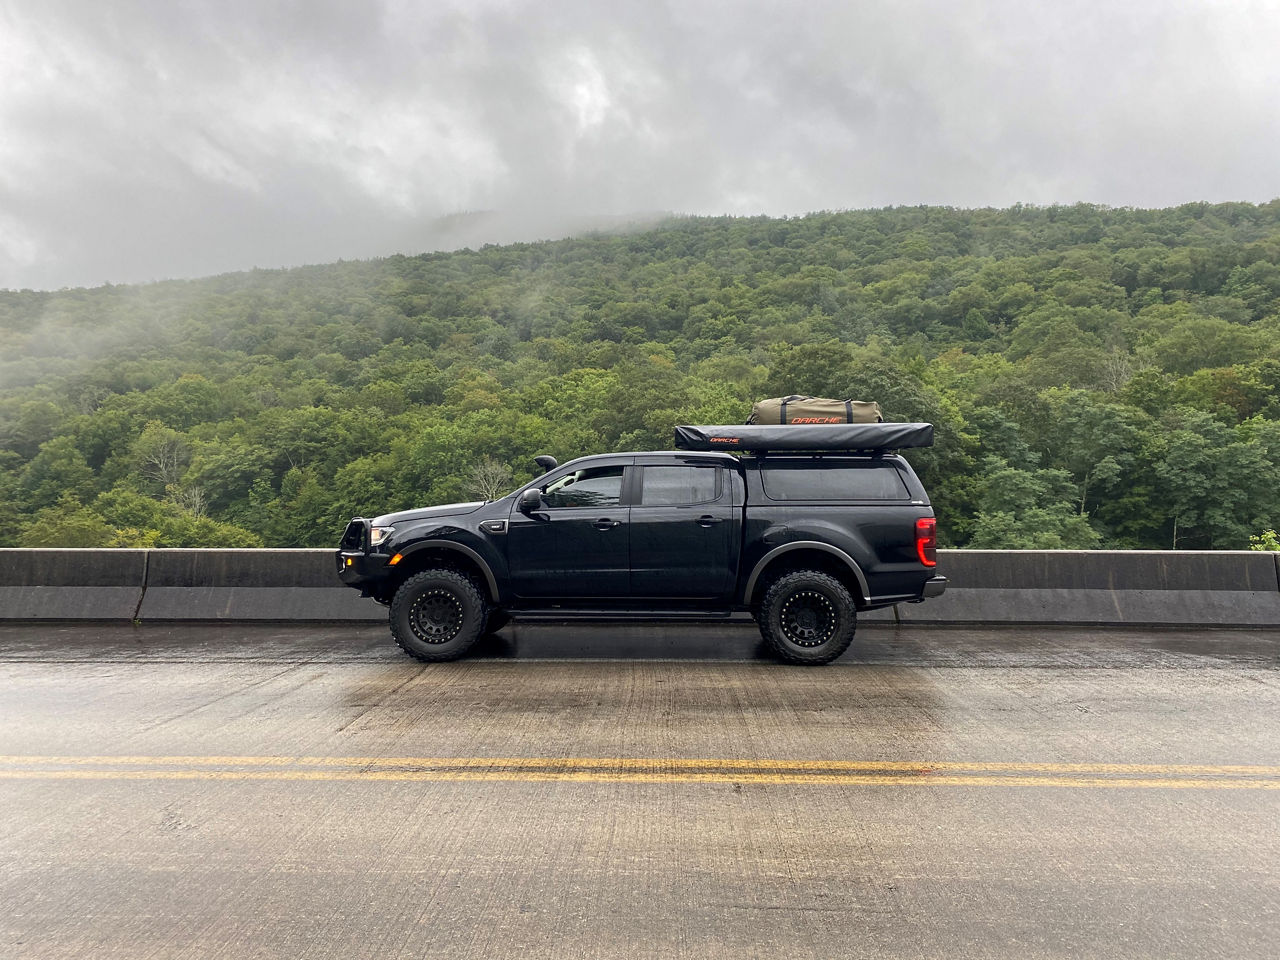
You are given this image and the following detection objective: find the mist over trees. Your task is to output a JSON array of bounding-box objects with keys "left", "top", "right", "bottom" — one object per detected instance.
[{"left": 2, "top": 201, "right": 1279, "bottom": 550}]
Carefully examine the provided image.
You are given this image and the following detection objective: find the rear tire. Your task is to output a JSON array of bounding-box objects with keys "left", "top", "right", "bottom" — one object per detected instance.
[
  {"left": 389, "top": 569, "right": 488, "bottom": 662},
  {"left": 756, "top": 570, "right": 856, "bottom": 665}
]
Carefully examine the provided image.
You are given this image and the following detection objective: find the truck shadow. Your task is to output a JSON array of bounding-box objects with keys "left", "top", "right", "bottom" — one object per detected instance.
[{"left": 473, "top": 621, "right": 793, "bottom": 662}]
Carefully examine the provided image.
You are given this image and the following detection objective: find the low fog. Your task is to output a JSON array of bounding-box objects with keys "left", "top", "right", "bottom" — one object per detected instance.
[{"left": 3, "top": 0, "right": 1279, "bottom": 290}]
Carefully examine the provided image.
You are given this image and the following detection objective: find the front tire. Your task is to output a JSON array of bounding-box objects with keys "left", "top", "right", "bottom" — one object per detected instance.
[
  {"left": 389, "top": 569, "right": 488, "bottom": 662},
  {"left": 757, "top": 570, "right": 856, "bottom": 665}
]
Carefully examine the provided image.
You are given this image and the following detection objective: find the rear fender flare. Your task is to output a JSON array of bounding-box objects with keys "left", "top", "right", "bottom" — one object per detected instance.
[{"left": 743, "top": 541, "right": 871, "bottom": 606}]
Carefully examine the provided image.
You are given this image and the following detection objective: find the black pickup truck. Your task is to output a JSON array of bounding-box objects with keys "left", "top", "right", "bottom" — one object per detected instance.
[{"left": 337, "top": 422, "right": 946, "bottom": 664}]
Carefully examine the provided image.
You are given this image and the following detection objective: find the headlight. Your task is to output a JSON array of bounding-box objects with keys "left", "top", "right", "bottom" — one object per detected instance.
[{"left": 369, "top": 525, "right": 395, "bottom": 547}]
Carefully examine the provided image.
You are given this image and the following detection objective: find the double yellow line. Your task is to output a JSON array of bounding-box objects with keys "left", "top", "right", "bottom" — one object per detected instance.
[{"left": 2, "top": 755, "right": 1279, "bottom": 789}]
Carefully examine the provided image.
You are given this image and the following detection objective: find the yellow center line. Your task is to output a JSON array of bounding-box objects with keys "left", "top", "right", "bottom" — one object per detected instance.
[
  {"left": 0, "top": 755, "right": 1278, "bottom": 789},
  {"left": 0, "top": 768, "right": 1276, "bottom": 789},
  {"left": 1, "top": 755, "right": 1278, "bottom": 776}
]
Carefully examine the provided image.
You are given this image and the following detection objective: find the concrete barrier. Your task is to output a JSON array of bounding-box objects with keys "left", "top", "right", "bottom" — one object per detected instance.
[
  {"left": 0, "top": 548, "right": 1276, "bottom": 626},
  {"left": 0, "top": 549, "right": 147, "bottom": 619},
  {"left": 894, "top": 549, "right": 1280, "bottom": 626},
  {"left": 138, "top": 549, "right": 383, "bottom": 621}
]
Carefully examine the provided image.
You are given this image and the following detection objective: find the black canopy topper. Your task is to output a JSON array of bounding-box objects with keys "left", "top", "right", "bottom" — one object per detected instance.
[{"left": 673, "top": 422, "right": 934, "bottom": 452}]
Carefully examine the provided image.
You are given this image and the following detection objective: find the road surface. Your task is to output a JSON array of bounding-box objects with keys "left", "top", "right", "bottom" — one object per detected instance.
[{"left": 2, "top": 622, "right": 1278, "bottom": 959}]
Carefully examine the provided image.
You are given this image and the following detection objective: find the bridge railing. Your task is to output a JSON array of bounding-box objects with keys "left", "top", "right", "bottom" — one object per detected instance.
[{"left": 1, "top": 548, "right": 1278, "bottom": 626}]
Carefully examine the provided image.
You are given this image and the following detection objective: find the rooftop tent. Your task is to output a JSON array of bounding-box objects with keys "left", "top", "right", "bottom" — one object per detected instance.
[{"left": 673, "top": 422, "right": 934, "bottom": 452}]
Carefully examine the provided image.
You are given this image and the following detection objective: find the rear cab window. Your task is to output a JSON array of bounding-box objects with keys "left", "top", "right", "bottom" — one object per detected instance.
[{"left": 638, "top": 465, "right": 719, "bottom": 505}]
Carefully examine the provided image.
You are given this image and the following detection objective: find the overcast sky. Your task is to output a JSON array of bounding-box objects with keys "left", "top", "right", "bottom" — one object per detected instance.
[{"left": 3, "top": 0, "right": 1279, "bottom": 290}]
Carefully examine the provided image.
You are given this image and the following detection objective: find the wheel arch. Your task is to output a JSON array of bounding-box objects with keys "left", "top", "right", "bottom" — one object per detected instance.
[
  {"left": 743, "top": 542, "right": 871, "bottom": 608},
  {"left": 386, "top": 542, "right": 500, "bottom": 602}
]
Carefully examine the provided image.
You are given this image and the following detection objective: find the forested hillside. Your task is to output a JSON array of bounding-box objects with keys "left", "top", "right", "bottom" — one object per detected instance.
[{"left": 3, "top": 202, "right": 1280, "bottom": 550}]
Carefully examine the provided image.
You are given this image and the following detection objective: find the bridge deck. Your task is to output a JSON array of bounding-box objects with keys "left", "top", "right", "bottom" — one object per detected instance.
[{"left": 2, "top": 624, "right": 1278, "bottom": 959}]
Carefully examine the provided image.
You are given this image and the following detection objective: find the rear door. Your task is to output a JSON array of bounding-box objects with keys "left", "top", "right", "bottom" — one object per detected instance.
[{"left": 629, "top": 463, "right": 736, "bottom": 600}]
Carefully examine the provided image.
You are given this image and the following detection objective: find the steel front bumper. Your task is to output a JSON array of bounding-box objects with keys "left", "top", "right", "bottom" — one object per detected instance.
[{"left": 336, "top": 551, "right": 393, "bottom": 589}]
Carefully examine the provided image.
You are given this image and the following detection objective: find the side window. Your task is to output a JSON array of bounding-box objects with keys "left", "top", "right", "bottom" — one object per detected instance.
[
  {"left": 541, "top": 466, "right": 625, "bottom": 508},
  {"left": 640, "top": 466, "right": 718, "bottom": 506},
  {"left": 761, "top": 463, "right": 910, "bottom": 501}
]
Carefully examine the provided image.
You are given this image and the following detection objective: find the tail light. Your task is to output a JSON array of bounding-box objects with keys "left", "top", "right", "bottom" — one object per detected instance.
[{"left": 915, "top": 517, "right": 937, "bottom": 567}]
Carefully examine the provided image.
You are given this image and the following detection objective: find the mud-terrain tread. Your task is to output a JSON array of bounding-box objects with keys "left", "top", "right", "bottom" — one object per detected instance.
[
  {"left": 757, "top": 569, "right": 856, "bottom": 665},
  {"left": 389, "top": 568, "right": 488, "bottom": 663}
]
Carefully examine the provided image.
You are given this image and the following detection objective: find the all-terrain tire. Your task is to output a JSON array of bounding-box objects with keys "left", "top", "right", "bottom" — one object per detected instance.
[
  {"left": 756, "top": 570, "right": 856, "bottom": 665},
  {"left": 389, "top": 568, "right": 488, "bottom": 662}
]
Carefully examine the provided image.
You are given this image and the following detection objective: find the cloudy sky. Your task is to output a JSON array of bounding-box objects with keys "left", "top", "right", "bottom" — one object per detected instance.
[{"left": 3, "top": 0, "right": 1279, "bottom": 290}]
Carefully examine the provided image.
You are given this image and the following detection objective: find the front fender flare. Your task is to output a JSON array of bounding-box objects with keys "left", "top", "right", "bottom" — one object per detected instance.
[
  {"left": 394, "top": 541, "right": 500, "bottom": 602},
  {"left": 742, "top": 541, "right": 871, "bottom": 606}
]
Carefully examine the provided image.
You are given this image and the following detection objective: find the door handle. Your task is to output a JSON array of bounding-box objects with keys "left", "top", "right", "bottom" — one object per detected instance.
[
  {"left": 593, "top": 518, "right": 622, "bottom": 530},
  {"left": 696, "top": 515, "right": 725, "bottom": 526}
]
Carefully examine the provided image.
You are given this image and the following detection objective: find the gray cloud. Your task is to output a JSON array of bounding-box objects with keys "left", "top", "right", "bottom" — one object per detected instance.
[{"left": 2, "top": 0, "right": 1279, "bottom": 289}]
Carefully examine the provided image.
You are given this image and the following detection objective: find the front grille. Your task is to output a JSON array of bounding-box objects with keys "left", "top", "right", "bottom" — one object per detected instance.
[{"left": 340, "top": 519, "right": 368, "bottom": 551}]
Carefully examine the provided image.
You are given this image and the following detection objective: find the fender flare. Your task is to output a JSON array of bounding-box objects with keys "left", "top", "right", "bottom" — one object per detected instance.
[
  {"left": 395, "top": 541, "right": 500, "bottom": 602},
  {"left": 742, "top": 541, "right": 871, "bottom": 606}
]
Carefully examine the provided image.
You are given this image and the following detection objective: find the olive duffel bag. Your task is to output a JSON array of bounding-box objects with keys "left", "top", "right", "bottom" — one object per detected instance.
[{"left": 747, "top": 395, "right": 883, "bottom": 425}]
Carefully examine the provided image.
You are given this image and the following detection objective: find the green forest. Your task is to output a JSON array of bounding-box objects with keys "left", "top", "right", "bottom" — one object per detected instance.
[{"left": 3, "top": 201, "right": 1280, "bottom": 551}]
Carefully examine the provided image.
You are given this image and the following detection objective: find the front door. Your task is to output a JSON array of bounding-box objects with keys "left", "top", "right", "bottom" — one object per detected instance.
[{"left": 507, "top": 463, "right": 631, "bottom": 599}]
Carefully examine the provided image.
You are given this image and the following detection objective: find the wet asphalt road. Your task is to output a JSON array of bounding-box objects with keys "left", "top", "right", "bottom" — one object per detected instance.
[{"left": 2, "top": 622, "right": 1279, "bottom": 959}]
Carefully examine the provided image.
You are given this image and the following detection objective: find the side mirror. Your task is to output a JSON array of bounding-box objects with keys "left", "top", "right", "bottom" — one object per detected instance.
[{"left": 519, "top": 488, "right": 543, "bottom": 512}]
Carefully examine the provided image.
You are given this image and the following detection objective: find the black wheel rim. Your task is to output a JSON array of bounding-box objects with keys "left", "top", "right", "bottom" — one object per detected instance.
[
  {"left": 780, "top": 590, "right": 836, "bottom": 647},
  {"left": 409, "top": 588, "right": 464, "bottom": 644}
]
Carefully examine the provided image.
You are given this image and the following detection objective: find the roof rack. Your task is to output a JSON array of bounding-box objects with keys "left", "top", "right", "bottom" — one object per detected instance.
[{"left": 673, "top": 422, "right": 934, "bottom": 453}]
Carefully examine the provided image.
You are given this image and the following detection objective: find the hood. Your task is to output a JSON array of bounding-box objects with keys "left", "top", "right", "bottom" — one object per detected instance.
[{"left": 372, "top": 501, "right": 486, "bottom": 526}]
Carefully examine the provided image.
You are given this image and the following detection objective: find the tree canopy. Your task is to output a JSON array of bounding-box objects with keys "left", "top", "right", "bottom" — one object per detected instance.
[{"left": 3, "top": 201, "right": 1279, "bottom": 549}]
